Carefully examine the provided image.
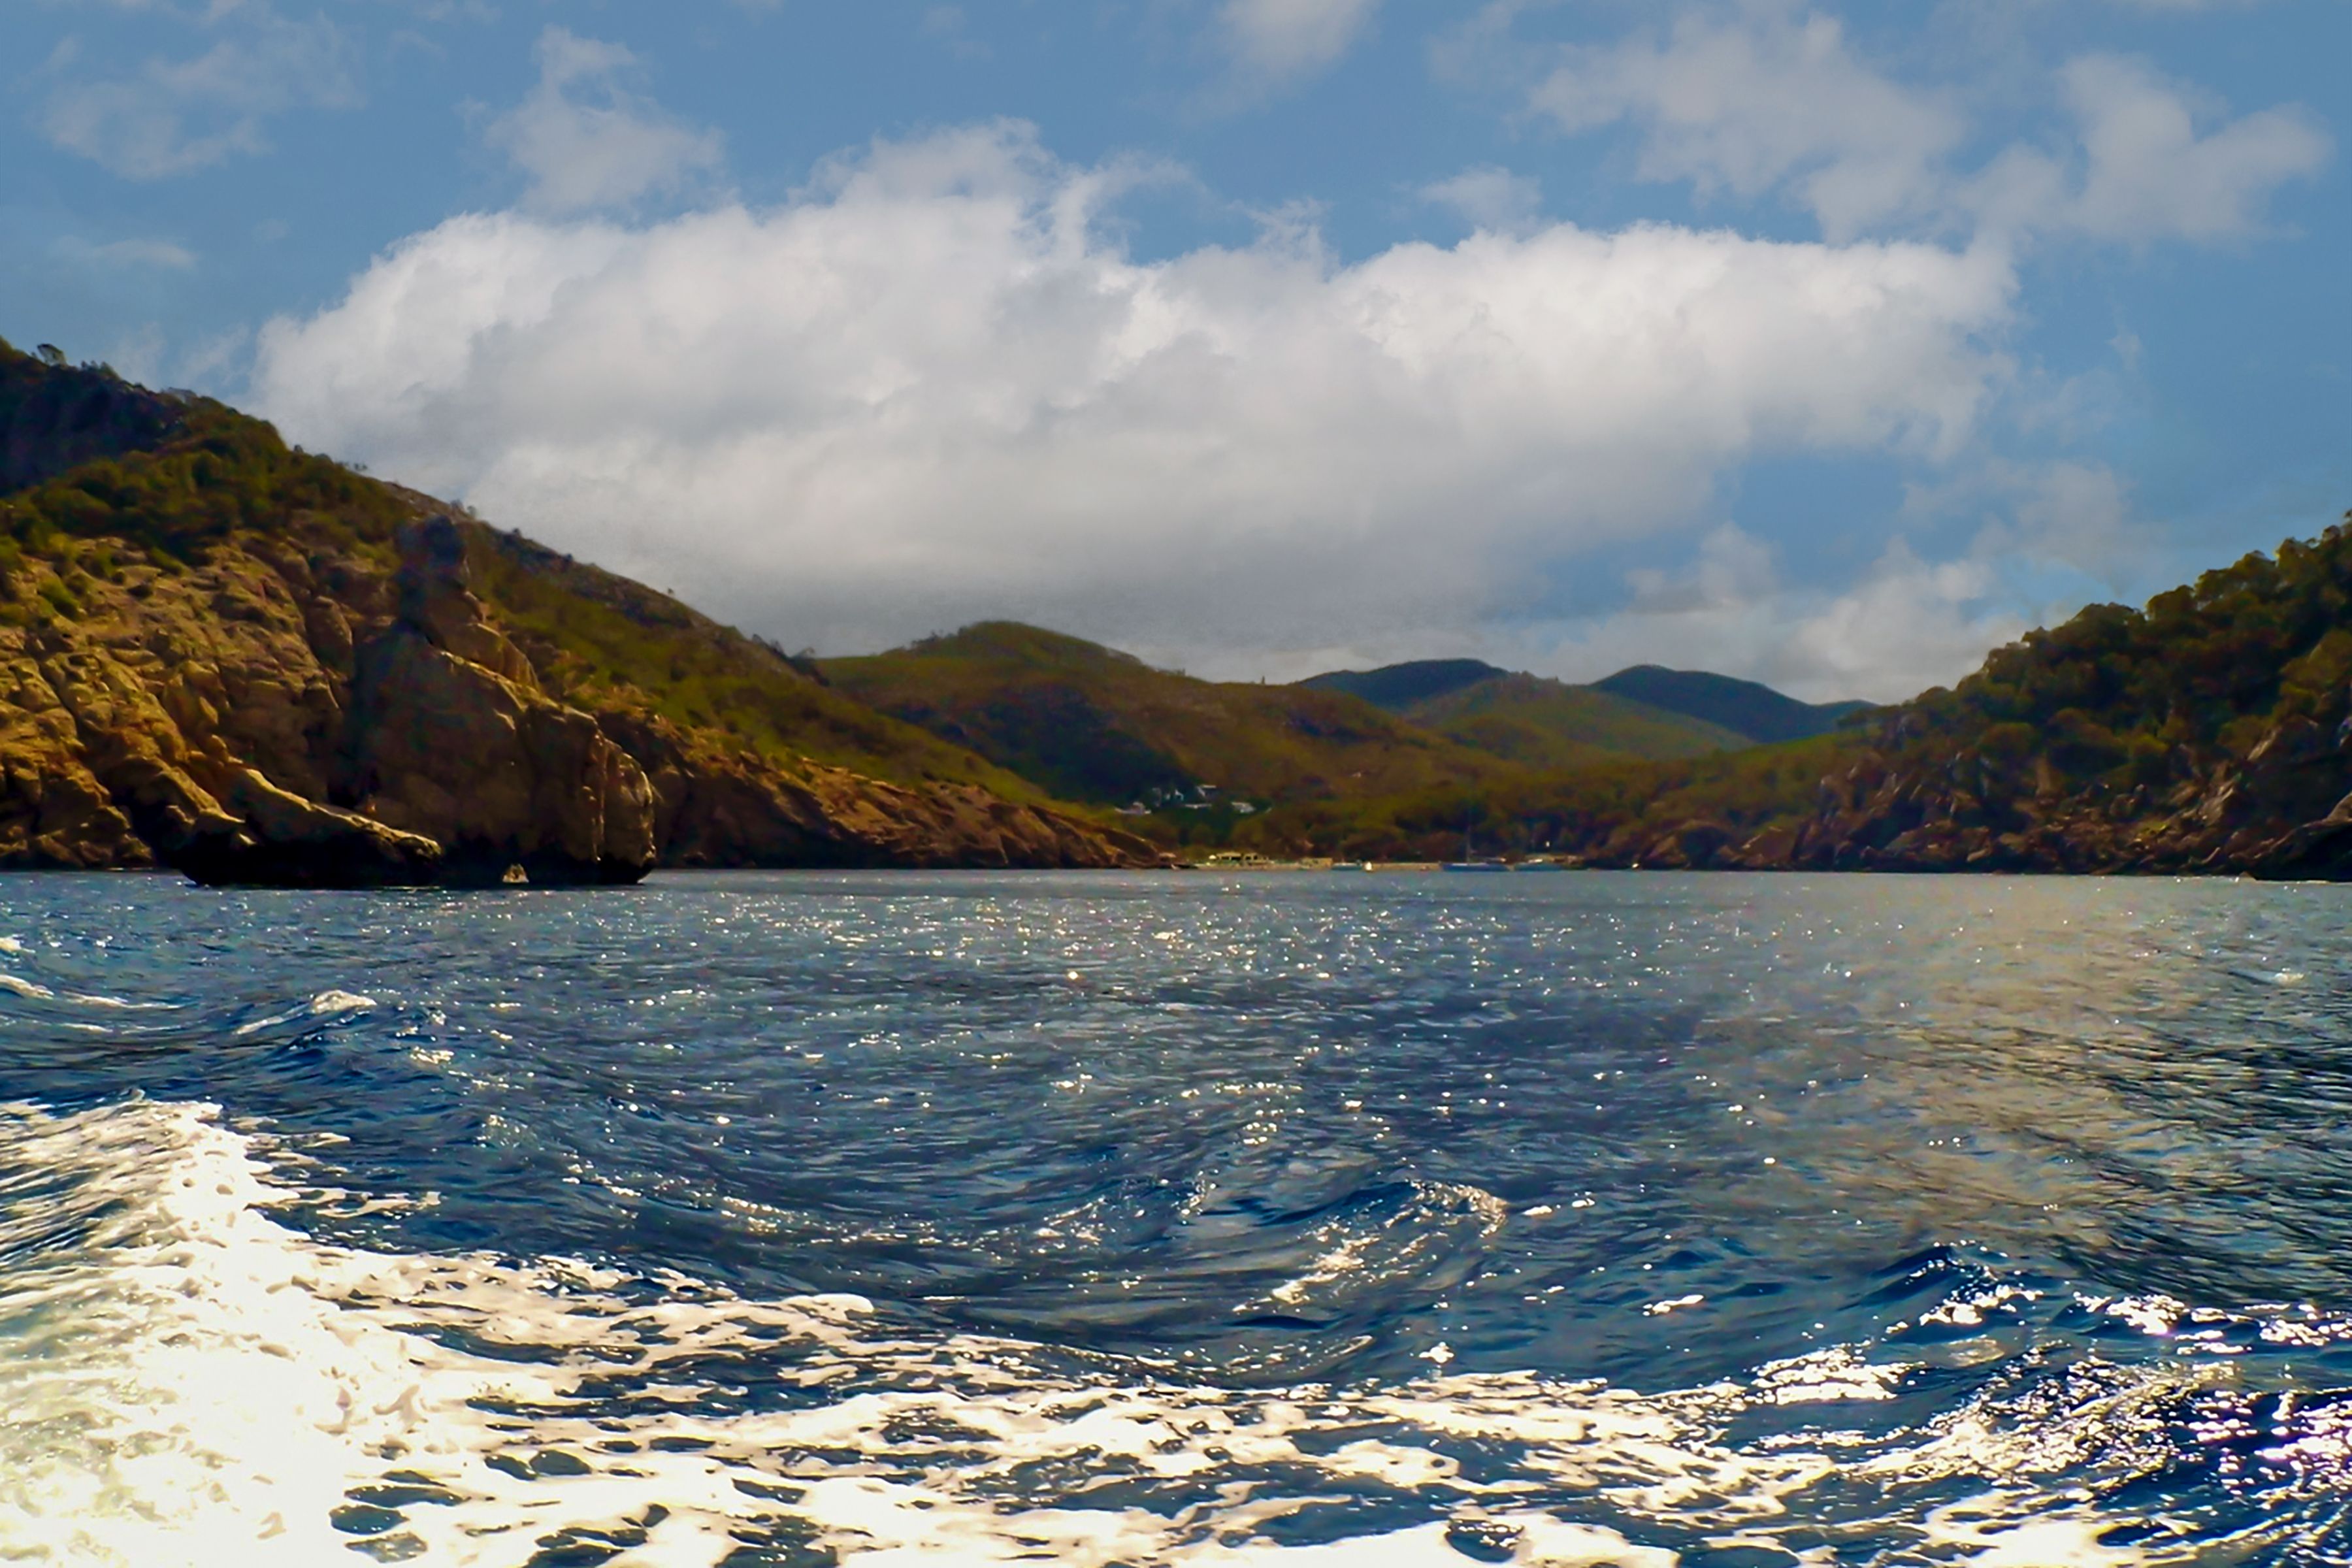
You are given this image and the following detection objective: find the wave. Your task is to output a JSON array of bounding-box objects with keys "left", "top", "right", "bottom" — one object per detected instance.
[
  {"left": 231, "top": 989, "right": 380, "bottom": 1037},
  {"left": 4, "top": 1099, "right": 2344, "bottom": 1565}
]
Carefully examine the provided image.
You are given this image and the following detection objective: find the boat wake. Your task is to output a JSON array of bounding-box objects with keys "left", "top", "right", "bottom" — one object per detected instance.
[{"left": 5, "top": 1098, "right": 2345, "bottom": 1565}]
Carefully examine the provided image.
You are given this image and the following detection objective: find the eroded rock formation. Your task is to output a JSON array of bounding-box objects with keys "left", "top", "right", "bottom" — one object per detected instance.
[
  {"left": 334, "top": 516, "right": 657, "bottom": 884},
  {"left": 0, "top": 512, "right": 1152, "bottom": 883}
]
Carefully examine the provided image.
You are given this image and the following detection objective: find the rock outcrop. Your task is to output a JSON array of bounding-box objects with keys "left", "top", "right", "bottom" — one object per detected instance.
[
  {"left": 0, "top": 502, "right": 1153, "bottom": 881},
  {"left": 336, "top": 516, "right": 658, "bottom": 884},
  {"left": 0, "top": 515, "right": 660, "bottom": 885},
  {"left": 178, "top": 769, "right": 443, "bottom": 888}
]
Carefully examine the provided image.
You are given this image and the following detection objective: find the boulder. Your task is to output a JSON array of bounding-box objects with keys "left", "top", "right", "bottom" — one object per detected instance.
[{"left": 178, "top": 768, "right": 442, "bottom": 887}]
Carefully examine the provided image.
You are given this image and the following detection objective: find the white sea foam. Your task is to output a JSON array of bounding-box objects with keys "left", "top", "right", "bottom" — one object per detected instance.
[
  {"left": 0, "top": 1100, "right": 2246, "bottom": 1565},
  {"left": 231, "top": 990, "right": 378, "bottom": 1037},
  {"left": 0, "top": 972, "right": 169, "bottom": 1010},
  {"left": 0, "top": 936, "right": 26, "bottom": 955},
  {"left": 311, "top": 990, "right": 378, "bottom": 1014}
]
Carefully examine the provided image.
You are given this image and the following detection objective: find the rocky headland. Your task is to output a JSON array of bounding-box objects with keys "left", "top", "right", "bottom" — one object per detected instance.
[{"left": 0, "top": 344, "right": 1154, "bottom": 883}]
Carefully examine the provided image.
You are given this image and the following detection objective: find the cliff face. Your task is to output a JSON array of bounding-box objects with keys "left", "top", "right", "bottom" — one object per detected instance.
[
  {"left": 0, "top": 346, "right": 1153, "bottom": 882},
  {"left": 0, "top": 516, "right": 655, "bottom": 883}
]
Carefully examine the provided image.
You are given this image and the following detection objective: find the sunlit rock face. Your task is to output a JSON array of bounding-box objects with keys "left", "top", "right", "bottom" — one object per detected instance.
[
  {"left": 0, "top": 340, "right": 1157, "bottom": 879},
  {"left": 0, "top": 514, "right": 657, "bottom": 888},
  {"left": 336, "top": 515, "right": 659, "bottom": 887}
]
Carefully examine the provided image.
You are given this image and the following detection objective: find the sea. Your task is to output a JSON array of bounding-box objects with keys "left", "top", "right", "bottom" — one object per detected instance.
[{"left": 2, "top": 869, "right": 2349, "bottom": 1565}]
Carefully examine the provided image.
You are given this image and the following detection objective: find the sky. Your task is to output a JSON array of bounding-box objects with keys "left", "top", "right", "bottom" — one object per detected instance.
[{"left": 3, "top": 1, "right": 2347, "bottom": 700}]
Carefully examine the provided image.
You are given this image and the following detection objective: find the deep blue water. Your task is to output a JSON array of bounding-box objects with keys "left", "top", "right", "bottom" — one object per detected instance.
[{"left": 4, "top": 870, "right": 2352, "bottom": 1564}]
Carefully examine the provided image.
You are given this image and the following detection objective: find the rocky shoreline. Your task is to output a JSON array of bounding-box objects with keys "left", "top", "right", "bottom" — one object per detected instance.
[{"left": 1560, "top": 723, "right": 2352, "bottom": 880}]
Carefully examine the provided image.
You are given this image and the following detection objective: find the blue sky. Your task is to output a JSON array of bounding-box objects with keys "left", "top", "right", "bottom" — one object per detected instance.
[{"left": 3, "top": 0, "right": 2346, "bottom": 698}]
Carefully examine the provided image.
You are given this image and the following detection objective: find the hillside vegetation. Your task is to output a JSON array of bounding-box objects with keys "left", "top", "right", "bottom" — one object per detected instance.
[
  {"left": 1300, "top": 659, "right": 1505, "bottom": 710},
  {"left": 1379, "top": 672, "right": 1747, "bottom": 770},
  {"left": 1590, "top": 665, "right": 1866, "bottom": 745},
  {"left": 1241, "top": 519, "right": 2352, "bottom": 874},
  {"left": 830, "top": 633, "right": 1786, "bottom": 836},
  {"left": 823, "top": 622, "right": 1519, "bottom": 810},
  {"left": 1304, "top": 658, "right": 1784, "bottom": 767},
  {"left": 466, "top": 535, "right": 1058, "bottom": 805},
  {"left": 0, "top": 340, "right": 1149, "bottom": 877}
]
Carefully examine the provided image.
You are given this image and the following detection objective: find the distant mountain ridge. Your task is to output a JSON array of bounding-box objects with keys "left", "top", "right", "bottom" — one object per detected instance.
[
  {"left": 1301, "top": 659, "right": 1505, "bottom": 710},
  {"left": 1590, "top": 665, "right": 1868, "bottom": 745},
  {"left": 823, "top": 623, "right": 1515, "bottom": 810},
  {"left": 1302, "top": 657, "right": 1844, "bottom": 762}
]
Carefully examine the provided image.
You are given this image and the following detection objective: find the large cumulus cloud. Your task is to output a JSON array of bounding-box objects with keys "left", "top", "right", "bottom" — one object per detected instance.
[{"left": 251, "top": 123, "right": 2017, "bottom": 682}]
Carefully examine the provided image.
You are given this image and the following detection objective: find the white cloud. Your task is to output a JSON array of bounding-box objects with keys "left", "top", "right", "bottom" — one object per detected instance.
[
  {"left": 1529, "top": 10, "right": 2328, "bottom": 248},
  {"left": 1514, "top": 451, "right": 2145, "bottom": 701},
  {"left": 1537, "top": 525, "right": 2036, "bottom": 702},
  {"left": 1421, "top": 166, "right": 1543, "bottom": 234},
  {"left": 1219, "top": 0, "right": 1381, "bottom": 80},
  {"left": 1964, "top": 56, "right": 2330, "bottom": 242},
  {"left": 2056, "top": 54, "right": 2330, "bottom": 240},
  {"left": 1960, "top": 458, "right": 2134, "bottom": 578},
  {"left": 919, "top": 6, "right": 991, "bottom": 59},
  {"left": 250, "top": 123, "right": 2016, "bottom": 675},
  {"left": 1777, "top": 543, "right": 2029, "bottom": 700},
  {"left": 41, "top": 11, "right": 358, "bottom": 178},
  {"left": 1531, "top": 8, "right": 1966, "bottom": 240},
  {"left": 485, "top": 27, "right": 724, "bottom": 214},
  {"left": 54, "top": 236, "right": 198, "bottom": 269}
]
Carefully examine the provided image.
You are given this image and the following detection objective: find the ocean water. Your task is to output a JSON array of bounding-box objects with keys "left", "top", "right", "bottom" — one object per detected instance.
[{"left": 3, "top": 871, "right": 2350, "bottom": 1566}]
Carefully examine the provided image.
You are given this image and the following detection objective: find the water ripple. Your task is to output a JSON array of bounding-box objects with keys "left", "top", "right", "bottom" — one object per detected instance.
[{"left": 3, "top": 870, "right": 2352, "bottom": 1561}]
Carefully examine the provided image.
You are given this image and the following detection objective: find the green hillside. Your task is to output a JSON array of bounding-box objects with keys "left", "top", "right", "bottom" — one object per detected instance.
[
  {"left": 465, "top": 534, "right": 1061, "bottom": 806},
  {"left": 1303, "top": 657, "right": 1754, "bottom": 767},
  {"left": 1392, "top": 672, "right": 1748, "bottom": 769},
  {"left": 1241, "top": 514, "right": 2352, "bottom": 874},
  {"left": 1590, "top": 664, "right": 1866, "bottom": 744},
  {"left": 822, "top": 622, "right": 1514, "bottom": 809},
  {"left": 1301, "top": 659, "right": 1504, "bottom": 710},
  {"left": 0, "top": 346, "right": 1054, "bottom": 809}
]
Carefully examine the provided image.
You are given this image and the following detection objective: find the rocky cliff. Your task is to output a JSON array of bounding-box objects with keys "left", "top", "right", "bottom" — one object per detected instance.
[{"left": 0, "top": 344, "right": 1154, "bottom": 882}]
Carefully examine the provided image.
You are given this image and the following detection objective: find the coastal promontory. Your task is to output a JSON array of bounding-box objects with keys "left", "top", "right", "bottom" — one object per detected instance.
[{"left": 0, "top": 343, "right": 1154, "bottom": 883}]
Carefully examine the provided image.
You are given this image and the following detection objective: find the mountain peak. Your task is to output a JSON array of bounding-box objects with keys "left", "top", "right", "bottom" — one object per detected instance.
[
  {"left": 1590, "top": 665, "right": 1862, "bottom": 745},
  {"left": 1299, "top": 658, "right": 1509, "bottom": 710},
  {"left": 908, "top": 621, "right": 1149, "bottom": 671}
]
